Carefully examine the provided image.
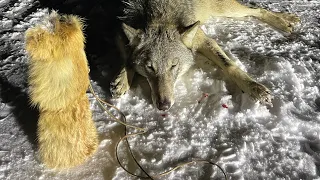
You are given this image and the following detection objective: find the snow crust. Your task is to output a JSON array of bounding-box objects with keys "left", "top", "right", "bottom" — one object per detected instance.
[{"left": 1, "top": 0, "right": 320, "bottom": 179}]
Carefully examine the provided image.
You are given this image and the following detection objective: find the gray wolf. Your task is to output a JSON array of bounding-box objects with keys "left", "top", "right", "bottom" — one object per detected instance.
[
  {"left": 25, "top": 12, "right": 98, "bottom": 169},
  {"left": 110, "top": 0, "right": 300, "bottom": 110}
]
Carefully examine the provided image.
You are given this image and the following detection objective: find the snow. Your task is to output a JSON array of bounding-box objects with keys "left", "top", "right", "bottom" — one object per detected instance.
[{"left": 1, "top": 0, "right": 320, "bottom": 179}]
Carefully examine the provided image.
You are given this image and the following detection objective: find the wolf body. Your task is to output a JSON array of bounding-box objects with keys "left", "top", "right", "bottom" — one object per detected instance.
[
  {"left": 111, "top": 0, "right": 299, "bottom": 110},
  {"left": 25, "top": 12, "right": 98, "bottom": 169}
]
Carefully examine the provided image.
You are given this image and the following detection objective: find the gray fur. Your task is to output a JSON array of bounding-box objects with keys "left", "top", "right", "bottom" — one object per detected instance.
[{"left": 121, "top": 0, "right": 195, "bottom": 28}]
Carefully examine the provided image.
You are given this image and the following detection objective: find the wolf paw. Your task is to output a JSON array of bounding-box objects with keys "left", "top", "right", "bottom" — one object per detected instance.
[
  {"left": 270, "top": 15, "right": 295, "bottom": 33},
  {"left": 274, "top": 12, "right": 300, "bottom": 33},
  {"left": 248, "top": 81, "right": 272, "bottom": 105},
  {"left": 261, "top": 10, "right": 300, "bottom": 33},
  {"left": 110, "top": 69, "right": 130, "bottom": 98},
  {"left": 275, "top": 12, "right": 300, "bottom": 25}
]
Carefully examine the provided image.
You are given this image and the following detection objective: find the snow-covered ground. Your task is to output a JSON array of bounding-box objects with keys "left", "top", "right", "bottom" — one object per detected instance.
[{"left": 1, "top": 0, "right": 320, "bottom": 179}]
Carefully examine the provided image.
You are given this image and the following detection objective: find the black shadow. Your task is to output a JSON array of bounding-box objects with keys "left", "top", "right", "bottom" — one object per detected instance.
[{"left": 0, "top": 77, "right": 39, "bottom": 148}]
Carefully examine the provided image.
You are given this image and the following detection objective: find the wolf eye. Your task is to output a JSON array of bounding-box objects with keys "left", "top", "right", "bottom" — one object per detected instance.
[
  {"left": 171, "top": 60, "right": 178, "bottom": 69},
  {"left": 146, "top": 64, "right": 155, "bottom": 72}
]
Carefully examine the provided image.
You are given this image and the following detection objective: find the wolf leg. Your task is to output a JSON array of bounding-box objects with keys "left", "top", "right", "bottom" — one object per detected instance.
[
  {"left": 195, "top": 0, "right": 299, "bottom": 33},
  {"left": 25, "top": 12, "right": 98, "bottom": 169},
  {"left": 110, "top": 66, "right": 135, "bottom": 97},
  {"left": 187, "top": 28, "right": 272, "bottom": 104}
]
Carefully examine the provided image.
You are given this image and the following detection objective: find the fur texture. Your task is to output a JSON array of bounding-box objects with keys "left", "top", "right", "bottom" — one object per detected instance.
[
  {"left": 111, "top": 0, "right": 300, "bottom": 110},
  {"left": 25, "top": 12, "right": 98, "bottom": 169}
]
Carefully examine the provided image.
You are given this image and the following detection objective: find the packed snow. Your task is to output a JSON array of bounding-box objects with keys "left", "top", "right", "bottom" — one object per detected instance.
[{"left": 1, "top": 0, "right": 320, "bottom": 179}]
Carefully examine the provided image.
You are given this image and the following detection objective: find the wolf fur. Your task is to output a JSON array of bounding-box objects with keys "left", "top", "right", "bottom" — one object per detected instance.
[
  {"left": 25, "top": 12, "right": 98, "bottom": 169},
  {"left": 111, "top": 0, "right": 300, "bottom": 110}
]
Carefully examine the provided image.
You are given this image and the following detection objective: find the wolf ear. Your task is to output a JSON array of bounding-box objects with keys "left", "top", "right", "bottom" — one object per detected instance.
[
  {"left": 122, "top": 23, "right": 141, "bottom": 45},
  {"left": 181, "top": 21, "right": 200, "bottom": 48}
]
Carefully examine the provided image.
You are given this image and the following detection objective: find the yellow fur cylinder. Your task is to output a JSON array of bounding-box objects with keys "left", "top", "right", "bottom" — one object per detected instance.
[{"left": 25, "top": 12, "right": 98, "bottom": 169}]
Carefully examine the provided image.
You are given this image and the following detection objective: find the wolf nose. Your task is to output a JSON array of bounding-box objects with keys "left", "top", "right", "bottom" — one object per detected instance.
[{"left": 157, "top": 99, "right": 171, "bottom": 111}]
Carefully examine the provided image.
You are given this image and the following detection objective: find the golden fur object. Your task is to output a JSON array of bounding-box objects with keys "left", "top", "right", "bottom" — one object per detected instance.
[{"left": 25, "top": 12, "right": 98, "bottom": 169}]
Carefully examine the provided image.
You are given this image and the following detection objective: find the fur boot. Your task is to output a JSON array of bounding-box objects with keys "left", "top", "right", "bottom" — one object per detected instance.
[{"left": 25, "top": 11, "right": 98, "bottom": 169}]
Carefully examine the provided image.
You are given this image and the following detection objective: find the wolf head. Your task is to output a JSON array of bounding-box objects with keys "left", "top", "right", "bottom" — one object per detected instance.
[{"left": 123, "top": 22, "right": 199, "bottom": 110}]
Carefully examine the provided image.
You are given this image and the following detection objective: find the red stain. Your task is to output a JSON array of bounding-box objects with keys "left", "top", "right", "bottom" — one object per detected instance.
[
  {"left": 222, "top": 104, "right": 228, "bottom": 109},
  {"left": 161, "top": 114, "right": 168, "bottom": 117},
  {"left": 198, "top": 93, "right": 209, "bottom": 103}
]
